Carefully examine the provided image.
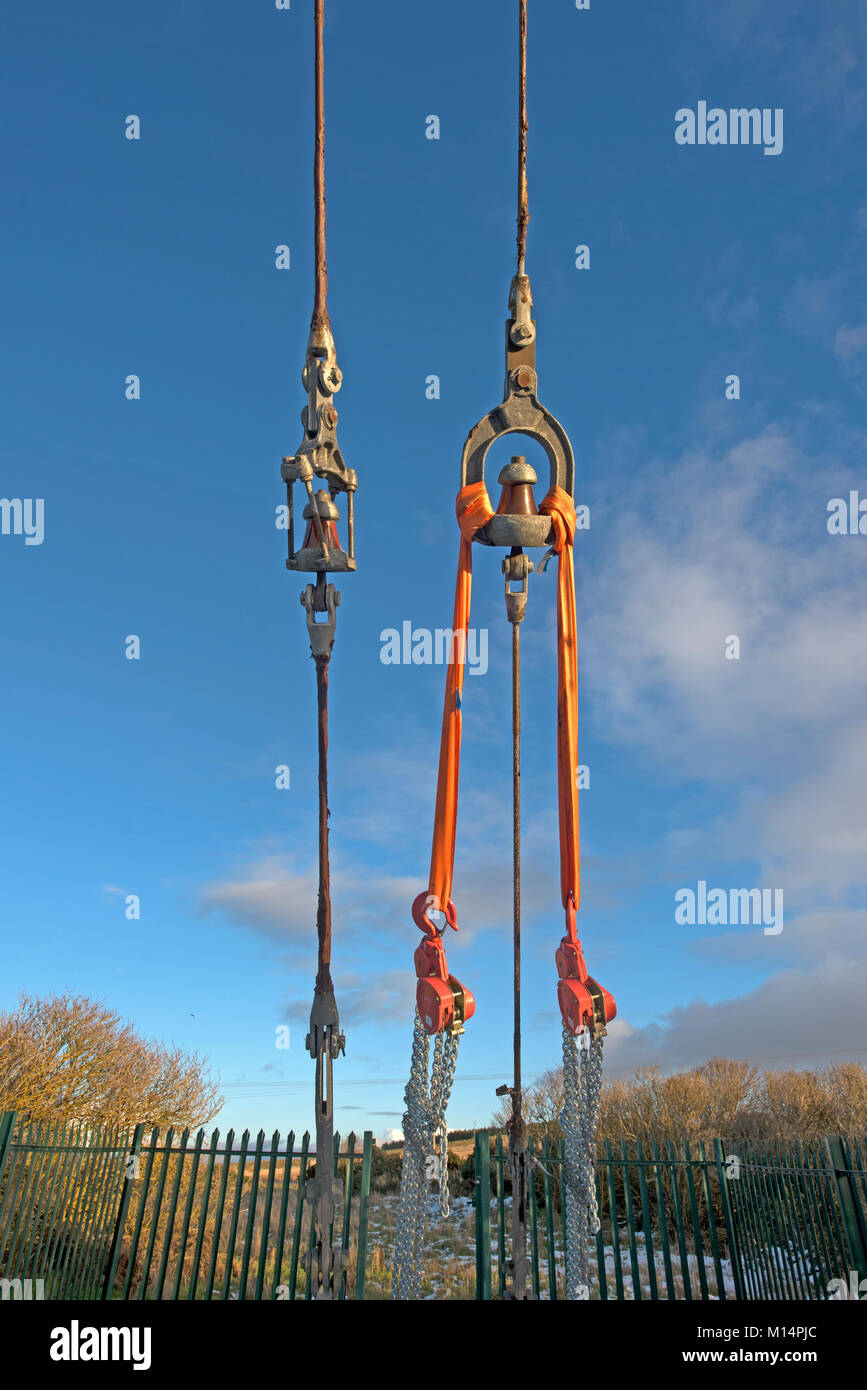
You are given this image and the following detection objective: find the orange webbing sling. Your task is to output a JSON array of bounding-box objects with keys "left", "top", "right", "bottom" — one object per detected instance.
[
  {"left": 426, "top": 482, "right": 495, "bottom": 914},
  {"left": 538, "top": 485, "right": 580, "bottom": 911},
  {"left": 426, "top": 481, "right": 579, "bottom": 920}
]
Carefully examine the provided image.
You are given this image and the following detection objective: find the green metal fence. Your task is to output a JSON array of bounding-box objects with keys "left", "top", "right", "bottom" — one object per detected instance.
[
  {"left": 0, "top": 1111, "right": 132, "bottom": 1299},
  {"left": 0, "top": 1112, "right": 373, "bottom": 1300},
  {"left": 473, "top": 1130, "right": 867, "bottom": 1301},
  {"left": 722, "top": 1137, "right": 867, "bottom": 1300},
  {"left": 4, "top": 1111, "right": 865, "bottom": 1302}
]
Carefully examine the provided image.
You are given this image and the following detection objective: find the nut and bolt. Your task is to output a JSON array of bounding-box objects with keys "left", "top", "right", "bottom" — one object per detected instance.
[
  {"left": 511, "top": 322, "right": 534, "bottom": 344},
  {"left": 319, "top": 363, "right": 343, "bottom": 393}
]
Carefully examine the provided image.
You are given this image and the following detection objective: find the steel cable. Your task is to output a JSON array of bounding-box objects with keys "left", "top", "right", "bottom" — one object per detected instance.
[
  {"left": 312, "top": 0, "right": 330, "bottom": 332},
  {"left": 516, "top": 0, "right": 529, "bottom": 275}
]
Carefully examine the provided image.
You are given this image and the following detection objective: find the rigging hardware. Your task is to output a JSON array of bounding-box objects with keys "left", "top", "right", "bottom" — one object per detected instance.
[
  {"left": 280, "top": 0, "right": 354, "bottom": 1301},
  {"left": 393, "top": 0, "right": 614, "bottom": 1302}
]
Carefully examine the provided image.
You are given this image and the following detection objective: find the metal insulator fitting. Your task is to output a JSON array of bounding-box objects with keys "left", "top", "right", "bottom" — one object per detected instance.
[
  {"left": 503, "top": 547, "right": 533, "bottom": 625},
  {"left": 508, "top": 274, "right": 536, "bottom": 347},
  {"left": 302, "top": 490, "right": 340, "bottom": 523},
  {"left": 301, "top": 580, "right": 341, "bottom": 656},
  {"left": 281, "top": 454, "right": 314, "bottom": 485},
  {"left": 496, "top": 457, "right": 538, "bottom": 517},
  {"left": 294, "top": 491, "right": 351, "bottom": 573}
]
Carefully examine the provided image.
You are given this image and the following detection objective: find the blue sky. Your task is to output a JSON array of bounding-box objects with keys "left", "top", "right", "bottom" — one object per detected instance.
[{"left": 2, "top": 0, "right": 866, "bottom": 1141}]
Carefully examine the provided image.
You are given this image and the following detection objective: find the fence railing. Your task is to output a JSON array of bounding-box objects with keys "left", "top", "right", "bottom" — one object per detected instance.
[
  {"left": 722, "top": 1137, "right": 867, "bottom": 1300},
  {"left": 0, "top": 1112, "right": 373, "bottom": 1300},
  {"left": 472, "top": 1130, "right": 867, "bottom": 1301},
  {"left": 4, "top": 1111, "right": 866, "bottom": 1301}
]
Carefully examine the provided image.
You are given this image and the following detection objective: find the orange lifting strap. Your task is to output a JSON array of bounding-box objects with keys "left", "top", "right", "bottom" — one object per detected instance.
[
  {"left": 411, "top": 480, "right": 581, "bottom": 1037},
  {"left": 429, "top": 481, "right": 578, "bottom": 914}
]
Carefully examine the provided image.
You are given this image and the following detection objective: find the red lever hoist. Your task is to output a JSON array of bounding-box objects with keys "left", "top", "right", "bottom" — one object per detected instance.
[{"left": 393, "top": 0, "right": 615, "bottom": 1302}]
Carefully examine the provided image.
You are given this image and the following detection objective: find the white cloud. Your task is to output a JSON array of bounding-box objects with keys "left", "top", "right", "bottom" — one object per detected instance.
[
  {"left": 706, "top": 287, "right": 760, "bottom": 331},
  {"left": 835, "top": 322, "right": 867, "bottom": 361},
  {"left": 605, "top": 954, "right": 867, "bottom": 1075},
  {"left": 285, "top": 969, "right": 416, "bottom": 1028},
  {"left": 695, "top": 1, "right": 867, "bottom": 132},
  {"left": 197, "top": 854, "right": 421, "bottom": 942},
  {"left": 584, "top": 425, "right": 867, "bottom": 794},
  {"left": 582, "top": 419, "right": 867, "bottom": 1070}
]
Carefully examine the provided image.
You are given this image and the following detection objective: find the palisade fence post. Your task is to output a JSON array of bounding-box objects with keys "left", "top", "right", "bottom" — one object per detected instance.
[
  {"left": 354, "top": 1132, "right": 373, "bottom": 1301},
  {"left": 473, "top": 1131, "right": 481, "bottom": 1298},
  {"left": 0, "top": 1112, "right": 17, "bottom": 1274},
  {"left": 0, "top": 1112, "right": 16, "bottom": 1190},
  {"left": 101, "top": 1124, "right": 145, "bottom": 1301},
  {"left": 713, "top": 1139, "right": 747, "bottom": 1301},
  {"left": 826, "top": 1136, "right": 867, "bottom": 1286},
  {"left": 474, "top": 1130, "right": 491, "bottom": 1300}
]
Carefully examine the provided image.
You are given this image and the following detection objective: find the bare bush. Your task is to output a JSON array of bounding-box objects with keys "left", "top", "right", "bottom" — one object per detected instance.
[
  {"left": 492, "top": 1056, "right": 867, "bottom": 1147},
  {"left": 0, "top": 992, "right": 221, "bottom": 1129}
]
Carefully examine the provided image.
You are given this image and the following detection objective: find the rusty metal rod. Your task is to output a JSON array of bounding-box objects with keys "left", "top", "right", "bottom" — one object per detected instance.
[
  {"left": 314, "top": 642, "right": 333, "bottom": 993},
  {"left": 508, "top": 584, "right": 529, "bottom": 1300},
  {"left": 512, "top": 619, "right": 521, "bottom": 1116},
  {"left": 312, "top": 0, "right": 330, "bottom": 332},
  {"left": 516, "top": 0, "right": 529, "bottom": 276}
]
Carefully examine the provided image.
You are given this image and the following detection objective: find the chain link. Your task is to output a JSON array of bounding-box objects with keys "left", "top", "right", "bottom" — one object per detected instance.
[
  {"left": 391, "top": 1011, "right": 460, "bottom": 1299},
  {"left": 560, "top": 1025, "right": 604, "bottom": 1300}
]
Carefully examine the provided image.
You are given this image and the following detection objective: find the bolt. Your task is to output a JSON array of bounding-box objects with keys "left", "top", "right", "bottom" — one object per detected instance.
[
  {"left": 515, "top": 367, "right": 534, "bottom": 390},
  {"left": 322, "top": 406, "right": 338, "bottom": 428},
  {"left": 511, "top": 322, "right": 535, "bottom": 344},
  {"left": 319, "top": 363, "right": 343, "bottom": 394}
]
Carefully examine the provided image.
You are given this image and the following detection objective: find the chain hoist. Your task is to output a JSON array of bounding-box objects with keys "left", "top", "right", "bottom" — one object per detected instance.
[
  {"left": 280, "top": 0, "right": 357, "bottom": 1301},
  {"left": 392, "top": 0, "right": 614, "bottom": 1301}
]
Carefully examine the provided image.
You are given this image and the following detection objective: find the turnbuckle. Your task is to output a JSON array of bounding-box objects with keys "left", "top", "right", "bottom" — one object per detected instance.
[
  {"left": 411, "top": 892, "right": 475, "bottom": 1037},
  {"left": 555, "top": 894, "right": 616, "bottom": 1039}
]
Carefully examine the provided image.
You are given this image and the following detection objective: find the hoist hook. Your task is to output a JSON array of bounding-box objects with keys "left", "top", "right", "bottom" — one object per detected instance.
[
  {"left": 411, "top": 892, "right": 475, "bottom": 1037},
  {"left": 555, "top": 893, "right": 616, "bottom": 1040},
  {"left": 411, "top": 891, "right": 458, "bottom": 937}
]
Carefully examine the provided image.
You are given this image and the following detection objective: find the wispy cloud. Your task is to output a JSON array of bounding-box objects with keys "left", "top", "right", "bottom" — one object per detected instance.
[
  {"left": 284, "top": 969, "right": 416, "bottom": 1028},
  {"left": 197, "top": 854, "right": 420, "bottom": 943},
  {"left": 694, "top": 0, "right": 867, "bottom": 132},
  {"left": 581, "top": 415, "right": 867, "bottom": 1069}
]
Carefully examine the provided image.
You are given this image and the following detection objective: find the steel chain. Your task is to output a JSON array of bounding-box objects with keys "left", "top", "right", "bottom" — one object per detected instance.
[
  {"left": 391, "top": 1011, "right": 460, "bottom": 1299},
  {"left": 560, "top": 1025, "right": 604, "bottom": 1300}
]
